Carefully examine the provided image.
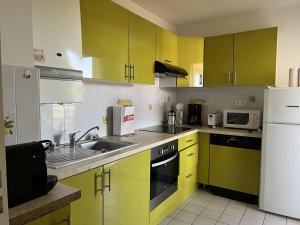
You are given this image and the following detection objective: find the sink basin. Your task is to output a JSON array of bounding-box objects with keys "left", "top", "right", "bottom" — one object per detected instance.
[{"left": 79, "top": 139, "right": 137, "bottom": 153}]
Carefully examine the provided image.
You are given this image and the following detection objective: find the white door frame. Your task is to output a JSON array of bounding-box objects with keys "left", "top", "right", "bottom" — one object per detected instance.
[{"left": 0, "top": 31, "right": 9, "bottom": 225}]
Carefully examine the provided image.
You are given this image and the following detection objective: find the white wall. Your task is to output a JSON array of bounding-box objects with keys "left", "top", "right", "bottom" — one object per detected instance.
[
  {"left": 177, "top": 4, "right": 300, "bottom": 87},
  {"left": 176, "top": 87, "right": 265, "bottom": 126},
  {"left": 40, "top": 81, "right": 176, "bottom": 145},
  {"left": 112, "top": 0, "right": 176, "bottom": 32},
  {"left": 0, "top": 0, "right": 34, "bottom": 67}
]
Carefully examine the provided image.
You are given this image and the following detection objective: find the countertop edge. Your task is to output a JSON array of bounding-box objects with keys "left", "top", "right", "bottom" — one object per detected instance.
[{"left": 9, "top": 184, "right": 81, "bottom": 225}]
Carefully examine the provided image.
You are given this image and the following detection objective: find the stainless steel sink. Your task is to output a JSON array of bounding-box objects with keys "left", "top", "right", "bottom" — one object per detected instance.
[
  {"left": 79, "top": 139, "right": 137, "bottom": 153},
  {"left": 46, "top": 139, "right": 137, "bottom": 169}
]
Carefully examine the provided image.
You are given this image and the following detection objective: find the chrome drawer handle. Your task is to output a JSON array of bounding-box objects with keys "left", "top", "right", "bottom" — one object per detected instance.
[
  {"left": 104, "top": 170, "right": 111, "bottom": 192},
  {"left": 187, "top": 153, "right": 195, "bottom": 157},
  {"left": 186, "top": 139, "right": 193, "bottom": 143},
  {"left": 185, "top": 173, "right": 193, "bottom": 179},
  {"left": 95, "top": 173, "right": 104, "bottom": 195}
]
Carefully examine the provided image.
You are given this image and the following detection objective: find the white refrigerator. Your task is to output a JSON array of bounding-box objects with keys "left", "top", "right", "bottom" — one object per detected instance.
[{"left": 260, "top": 87, "right": 300, "bottom": 219}]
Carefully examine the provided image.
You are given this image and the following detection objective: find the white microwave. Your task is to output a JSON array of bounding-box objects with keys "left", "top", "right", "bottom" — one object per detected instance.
[{"left": 223, "top": 109, "right": 261, "bottom": 130}]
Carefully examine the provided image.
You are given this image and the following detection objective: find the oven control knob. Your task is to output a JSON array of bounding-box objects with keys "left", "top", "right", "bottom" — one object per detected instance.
[{"left": 159, "top": 149, "right": 164, "bottom": 155}]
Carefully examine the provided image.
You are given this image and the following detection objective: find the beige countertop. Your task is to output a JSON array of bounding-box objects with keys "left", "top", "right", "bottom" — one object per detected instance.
[
  {"left": 9, "top": 183, "right": 81, "bottom": 225},
  {"left": 48, "top": 126, "right": 262, "bottom": 180}
]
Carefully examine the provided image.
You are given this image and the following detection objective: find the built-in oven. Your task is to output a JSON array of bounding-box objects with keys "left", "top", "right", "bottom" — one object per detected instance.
[{"left": 150, "top": 140, "right": 179, "bottom": 211}]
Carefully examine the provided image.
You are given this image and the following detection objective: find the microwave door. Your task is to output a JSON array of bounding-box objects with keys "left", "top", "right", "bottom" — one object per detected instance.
[{"left": 227, "top": 113, "right": 250, "bottom": 125}]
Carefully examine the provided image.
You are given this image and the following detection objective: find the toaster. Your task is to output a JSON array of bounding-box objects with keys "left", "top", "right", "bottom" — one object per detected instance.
[{"left": 208, "top": 113, "right": 222, "bottom": 128}]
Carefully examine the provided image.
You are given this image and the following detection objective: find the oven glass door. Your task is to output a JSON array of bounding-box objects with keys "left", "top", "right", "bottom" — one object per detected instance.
[
  {"left": 227, "top": 113, "right": 250, "bottom": 125},
  {"left": 150, "top": 151, "right": 179, "bottom": 210}
]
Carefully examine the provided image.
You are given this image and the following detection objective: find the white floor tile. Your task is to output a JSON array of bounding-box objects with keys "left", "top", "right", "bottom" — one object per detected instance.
[
  {"left": 175, "top": 211, "right": 198, "bottom": 224},
  {"left": 169, "top": 219, "right": 191, "bottom": 225},
  {"left": 224, "top": 205, "right": 245, "bottom": 218},
  {"left": 206, "top": 201, "right": 227, "bottom": 212},
  {"left": 193, "top": 216, "right": 217, "bottom": 225},
  {"left": 264, "top": 213, "right": 287, "bottom": 225},
  {"left": 159, "top": 217, "right": 173, "bottom": 225},
  {"left": 183, "top": 203, "right": 204, "bottom": 215},
  {"left": 200, "top": 208, "right": 222, "bottom": 220},
  {"left": 169, "top": 208, "right": 182, "bottom": 218},
  {"left": 190, "top": 198, "right": 210, "bottom": 208},
  {"left": 216, "top": 223, "right": 227, "bottom": 225},
  {"left": 218, "top": 213, "right": 241, "bottom": 225},
  {"left": 227, "top": 200, "right": 247, "bottom": 210},
  {"left": 239, "top": 219, "right": 262, "bottom": 225},
  {"left": 243, "top": 211, "right": 265, "bottom": 224}
]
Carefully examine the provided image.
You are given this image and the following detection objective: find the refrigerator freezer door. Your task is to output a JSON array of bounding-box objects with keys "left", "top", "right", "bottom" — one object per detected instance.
[
  {"left": 260, "top": 123, "right": 300, "bottom": 218},
  {"left": 264, "top": 88, "right": 300, "bottom": 124}
]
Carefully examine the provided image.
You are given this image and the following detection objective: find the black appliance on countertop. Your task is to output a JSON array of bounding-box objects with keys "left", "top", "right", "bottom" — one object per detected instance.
[
  {"left": 140, "top": 125, "right": 191, "bottom": 134},
  {"left": 187, "top": 104, "right": 202, "bottom": 126},
  {"left": 6, "top": 141, "right": 57, "bottom": 208},
  {"left": 150, "top": 140, "right": 179, "bottom": 210}
]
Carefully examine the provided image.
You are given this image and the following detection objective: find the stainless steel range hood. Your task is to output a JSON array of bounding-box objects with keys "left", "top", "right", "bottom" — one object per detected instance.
[{"left": 154, "top": 61, "right": 188, "bottom": 78}]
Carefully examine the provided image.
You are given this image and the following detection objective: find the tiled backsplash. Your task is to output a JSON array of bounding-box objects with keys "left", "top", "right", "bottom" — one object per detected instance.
[
  {"left": 2, "top": 65, "right": 40, "bottom": 146},
  {"left": 176, "top": 87, "right": 265, "bottom": 125},
  {"left": 40, "top": 81, "right": 177, "bottom": 145}
]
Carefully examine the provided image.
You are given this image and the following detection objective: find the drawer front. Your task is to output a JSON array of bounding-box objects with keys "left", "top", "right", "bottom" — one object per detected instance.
[
  {"left": 178, "top": 164, "right": 198, "bottom": 204},
  {"left": 179, "top": 133, "right": 198, "bottom": 150},
  {"left": 180, "top": 144, "right": 198, "bottom": 176},
  {"left": 209, "top": 144, "right": 261, "bottom": 195}
]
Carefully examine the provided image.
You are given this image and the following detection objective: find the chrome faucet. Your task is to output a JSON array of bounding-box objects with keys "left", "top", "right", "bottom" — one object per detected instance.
[{"left": 69, "top": 126, "right": 100, "bottom": 147}]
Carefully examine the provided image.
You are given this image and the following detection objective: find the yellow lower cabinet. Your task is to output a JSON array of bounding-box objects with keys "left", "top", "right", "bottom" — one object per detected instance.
[
  {"left": 178, "top": 144, "right": 198, "bottom": 205},
  {"left": 150, "top": 192, "right": 179, "bottom": 225},
  {"left": 197, "top": 133, "right": 210, "bottom": 184},
  {"left": 60, "top": 168, "right": 103, "bottom": 225},
  {"left": 178, "top": 133, "right": 198, "bottom": 151},
  {"left": 26, "top": 206, "right": 70, "bottom": 225},
  {"left": 209, "top": 145, "right": 261, "bottom": 195},
  {"left": 103, "top": 150, "right": 150, "bottom": 225}
]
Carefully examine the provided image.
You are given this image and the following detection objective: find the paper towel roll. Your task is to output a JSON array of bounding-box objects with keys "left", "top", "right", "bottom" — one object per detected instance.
[{"left": 289, "top": 68, "right": 297, "bottom": 87}]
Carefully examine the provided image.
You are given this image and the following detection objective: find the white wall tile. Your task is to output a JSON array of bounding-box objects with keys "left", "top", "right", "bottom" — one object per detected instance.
[
  {"left": 16, "top": 112, "right": 40, "bottom": 142},
  {"left": 16, "top": 91, "right": 39, "bottom": 113},
  {"left": 15, "top": 67, "right": 38, "bottom": 92},
  {"left": 2, "top": 65, "right": 15, "bottom": 114}
]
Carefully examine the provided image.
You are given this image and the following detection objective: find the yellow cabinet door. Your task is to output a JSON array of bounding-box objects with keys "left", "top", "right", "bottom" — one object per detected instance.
[
  {"left": 177, "top": 36, "right": 204, "bottom": 87},
  {"left": 103, "top": 150, "right": 150, "bottom": 225},
  {"left": 129, "top": 13, "right": 155, "bottom": 85},
  {"left": 60, "top": 168, "right": 103, "bottom": 225},
  {"left": 203, "top": 34, "right": 234, "bottom": 87},
  {"left": 80, "top": 0, "right": 129, "bottom": 82},
  {"left": 234, "top": 27, "right": 277, "bottom": 86},
  {"left": 209, "top": 145, "right": 261, "bottom": 195},
  {"left": 26, "top": 206, "right": 70, "bottom": 225},
  {"left": 197, "top": 133, "right": 210, "bottom": 185},
  {"left": 155, "top": 26, "right": 178, "bottom": 65}
]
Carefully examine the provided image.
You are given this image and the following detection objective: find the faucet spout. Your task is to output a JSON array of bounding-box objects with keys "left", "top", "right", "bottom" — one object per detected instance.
[{"left": 75, "top": 126, "right": 100, "bottom": 144}]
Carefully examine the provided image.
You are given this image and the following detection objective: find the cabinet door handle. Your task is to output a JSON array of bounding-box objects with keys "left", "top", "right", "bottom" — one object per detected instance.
[
  {"left": 95, "top": 173, "right": 104, "bottom": 195},
  {"left": 125, "top": 64, "right": 129, "bottom": 80},
  {"left": 104, "top": 169, "right": 111, "bottom": 191},
  {"left": 228, "top": 72, "right": 232, "bottom": 85},
  {"left": 63, "top": 215, "right": 71, "bottom": 225},
  {"left": 186, "top": 139, "right": 193, "bottom": 143},
  {"left": 164, "top": 60, "right": 172, "bottom": 63},
  {"left": 233, "top": 71, "right": 237, "bottom": 85},
  {"left": 185, "top": 173, "right": 193, "bottom": 179},
  {"left": 187, "top": 153, "right": 195, "bottom": 157},
  {"left": 130, "top": 64, "right": 135, "bottom": 81}
]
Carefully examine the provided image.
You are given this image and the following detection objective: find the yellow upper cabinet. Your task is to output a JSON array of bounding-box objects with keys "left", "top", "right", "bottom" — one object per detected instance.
[
  {"left": 129, "top": 13, "right": 156, "bottom": 85},
  {"left": 155, "top": 26, "right": 178, "bottom": 65},
  {"left": 203, "top": 34, "right": 234, "bottom": 87},
  {"left": 203, "top": 27, "right": 277, "bottom": 87},
  {"left": 80, "top": 0, "right": 129, "bottom": 82},
  {"left": 234, "top": 27, "right": 277, "bottom": 86},
  {"left": 177, "top": 36, "right": 204, "bottom": 87}
]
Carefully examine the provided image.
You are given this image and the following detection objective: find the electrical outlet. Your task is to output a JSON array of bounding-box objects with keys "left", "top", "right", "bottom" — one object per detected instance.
[
  {"left": 248, "top": 96, "right": 256, "bottom": 103},
  {"left": 234, "top": 100, "right": 247, "bottom": 106},
  {"left": 102, "top": 116, "right": 108, "bottom": 125}
]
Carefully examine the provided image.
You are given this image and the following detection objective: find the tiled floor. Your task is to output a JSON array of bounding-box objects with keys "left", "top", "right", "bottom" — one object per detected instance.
[{"left": 159, "top": 190, "right": 300, "bottom": 225}]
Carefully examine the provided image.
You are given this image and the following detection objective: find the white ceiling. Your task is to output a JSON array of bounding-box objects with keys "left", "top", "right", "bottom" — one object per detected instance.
[{"left": 130, "top": 0, "right": 300, "bottom": 25}]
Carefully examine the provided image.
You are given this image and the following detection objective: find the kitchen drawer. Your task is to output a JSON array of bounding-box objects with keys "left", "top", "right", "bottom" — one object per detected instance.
[
  {"left": 180, "top": 144, "right": 198, "bottom": 175},
  {"left": 178, "top": 164, "right": 198, "bottom": 204},
  {"left": 179, "top": 133, "right": 198, "bottom": 150},
  {"left": 209, "top": 144, "right": 261, "bottom": 195}
]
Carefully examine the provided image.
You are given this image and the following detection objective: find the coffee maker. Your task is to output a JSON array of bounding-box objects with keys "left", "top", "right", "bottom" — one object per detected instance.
[{"left": 187, "top": 104, "right": 202, "bottom": 125}]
